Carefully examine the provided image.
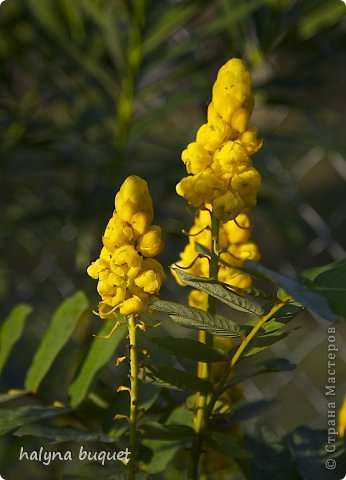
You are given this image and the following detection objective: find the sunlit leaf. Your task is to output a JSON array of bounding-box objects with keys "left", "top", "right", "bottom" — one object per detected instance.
[
  {"left": 299, "top": 258, "right": 346, "bottom": 320},
  {"left": 244, "top": 261, "right": 338, "bottom": 322},
  {"left": 0, "top": 304, "right": 32, "bottom": 375},
  {"left": 148, "top": 300, "right": 242, "bottom": 337},
  {"left": 25, "top": 292, "right": 88, "bottom": 393},
  {"left": 69, "top": 318, "right": 127, "bottom": 408},
  {"left": 175, "top": 269, "right": 264, "bottom": 316}
]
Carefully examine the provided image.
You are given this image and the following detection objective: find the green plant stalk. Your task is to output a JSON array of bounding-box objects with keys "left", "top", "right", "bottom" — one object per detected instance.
[
  {"left": 204, "top": 300, "right": 288, "bottom": 422},
  {"left": 115, "top": 0, "right": 147, "bottom": 155},
  {"left": 190, "top": 213, "right": 220, "bottom": 479},
  {"left": 128, "top": 314, "right": 138, "bottom": 480}
]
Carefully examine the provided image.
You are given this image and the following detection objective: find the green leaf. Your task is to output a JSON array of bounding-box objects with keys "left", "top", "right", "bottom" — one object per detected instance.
[
  {"left": 142, "top": 364, "right": 212, "bottom": 394},
  {"left": 299, "top": 258, "right": 346, "bottom": 320},
  {"left": 62, "top": 463, "right": 136, "bottom": 480},
  {"left": 25, "top": 291, "right": 89, "bottom": 393},
  {"left": 0, "top": 390, "right": 29, "bottom": 404},
  {"left": 150, "top": 336, "right": 227, "bottom": 363},
  {"left": 244, "top": 261, "right": 338, "bottom": 322},
  {"left": 142, "top": 3, "right": 199, "bottom": 55},
  {"left": 141, "top": 421, "right": 194, "bottom": 441},
  {"left": 0, "top": 405, "right": 69, "bottom": 435},
  {"left": 226, "top": 399, "right": 275, "bottom": 425},
  {"left": 14, "top": 424, "right": 115, "bottom": 444},
  {"left": 174, "top": 269, "right": 263, "bottom": 316},
  {"left": 208, "top": 432, "right": 251, "bottom": 459},
  {"left": 148, "top": 300, "right": 241, "bottom": 337},
  {"left": 69, "top": 318, "right": 127, "bottom": 408},
  {"left": 0, "top": 304, "right": 32, "bottom": 375},
  {"left": 228, "top": 358, "right": 296, "bottom": 386},
  {"left": 298, "top": 2, "right": 345, "bottom": 39}
]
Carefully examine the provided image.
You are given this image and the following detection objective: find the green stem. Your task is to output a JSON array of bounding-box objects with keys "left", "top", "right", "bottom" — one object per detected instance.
[
  {"left": 128, "top": 314, "right": 138, "bottom": 480},
  {"left": 115, "top": 0, "right": 147, "bottom": 157},
  {"left": 190, "top": 213, "right": 220, "bottom": 480},
  {"left": 204, "top": 301, "right": 287, "bottom": 422}
]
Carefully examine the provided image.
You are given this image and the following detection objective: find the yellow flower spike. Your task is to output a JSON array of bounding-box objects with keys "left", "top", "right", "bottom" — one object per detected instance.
[
  {"left": 138, "top": 225, "right": 164, "bottom": 257},
  {"left": 87, "top": 175, "right": 165, "bottom": 318}
]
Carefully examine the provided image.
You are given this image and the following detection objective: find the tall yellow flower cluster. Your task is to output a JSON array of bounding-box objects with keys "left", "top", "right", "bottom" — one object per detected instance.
[
  {"left": 173, "top": 209, "right": 260, "bottom": 309},
  {"left": 176, "top": 58, "right": 262, "bottom": 222},
  {"left": 87, "top": 176, "right": 165, "bottom": 317}
]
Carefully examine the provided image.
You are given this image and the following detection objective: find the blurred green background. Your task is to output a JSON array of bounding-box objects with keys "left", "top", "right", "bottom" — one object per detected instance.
[{"left": 0, "top": 0, "right": 345, "bottom": 472}]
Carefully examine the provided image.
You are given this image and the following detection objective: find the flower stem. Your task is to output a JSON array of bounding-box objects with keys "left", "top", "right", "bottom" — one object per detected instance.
[
  {"left": 204, "top": 301, "right": 288, "bottom": 422},
  {"left": 190, "top": 213, "right": 220, "bottom": 479},
  {"left": 114, "top": 0, "right": 146, "bottom": 156},
  {"left": 128, "top": 314, "right": 138, "bottom": 480}
]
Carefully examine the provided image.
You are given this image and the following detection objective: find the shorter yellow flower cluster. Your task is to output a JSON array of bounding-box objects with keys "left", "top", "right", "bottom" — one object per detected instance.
[
  {"left": 176, "top": 58, "right": 262, "bottom": 221},
  {"left": 172, "top": 209, "right": 260, "bottom": 309},
  {"left": 87, "top": 176, "right": 165, "bottom": 317}
]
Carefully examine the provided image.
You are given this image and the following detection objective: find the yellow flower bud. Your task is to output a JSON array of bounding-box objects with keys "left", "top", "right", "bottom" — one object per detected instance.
[
  {"left": 212, "top": 81, "right": 241, "bottom": 124},
  {"left": 102, "top": 214, "right": 133, "bottom": 251},
  {"left": 231, "top": 168, "right": 261, "bottom": 195},
  {"left": 196, "top": 118, "right": 231, "bottom": 151},
  {"left": 213, "top": 191, "right": 245, "bottom": 221},
  {"left": 181, "top": 142, "right": 212, "bottom": 174},
  {"left": 130, "top": 211, "right": 152, "bottom": 236},
  {"left": 223, "top": 213, "right": 251, "bottom": 244},
  {"left": 110, "top": 245, "right": 142, "bottom": 278},
  {"left": 239, "top": 128, "right": 263, "bottom": 155},
  {"left": 231, "top": 108, "right": 250, "bottom": 133},
  {"left": 115, "top": 175, "right": 153, "bottom": 225},
  {"left": 188, "top": 290, "right": 208, "bottom": 309},
  {"left": 119, "top": 296, "right": 144, "bottom": 315},
  {"left": 135, "top": 269, "right": 162, "bottom": 294},
  {"left": 87, "top": 258, "right": 108, "bottom": 279},
  {"left": 137, "top": 225, "right": 164, "bottom": 257},
  {"left": 217, "top": 58, "right": 252, "bottom": 85}
]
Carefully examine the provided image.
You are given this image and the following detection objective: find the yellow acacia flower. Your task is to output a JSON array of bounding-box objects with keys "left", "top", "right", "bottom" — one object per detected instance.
[
  {"left": 88, "top": 176, "right": 165, "bottom": 317},
  {"left": 176, "top": 58, "right": 262, "bottom": 222},
  {"left": 172, "top": 209, "right": 260, "bottom": 309}
]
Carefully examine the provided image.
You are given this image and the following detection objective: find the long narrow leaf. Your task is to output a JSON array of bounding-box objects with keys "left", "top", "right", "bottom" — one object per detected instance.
[
  {"left": 142, "top": 364, "right": 212, "bottom": 394},
  {"left": 149, "top": 300, "right": 241, "bottom": 337},
  {"left": 175, "top": 269, "right": 263, "bottom": 316},
  {"left": 69, "top": 318, "right": 127, "bottom": 408},
  {"left": 25, "top": 291, "right": 88, "bottom": 393},
  {"left": 0, "top": 304, "right": 32, "bottom": 375},
  {"left": 244, "top": 260, "right": 338, "bottom": 322},
  {"left": 151, "top": 336, "right": 227, "bottom": 363}
]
